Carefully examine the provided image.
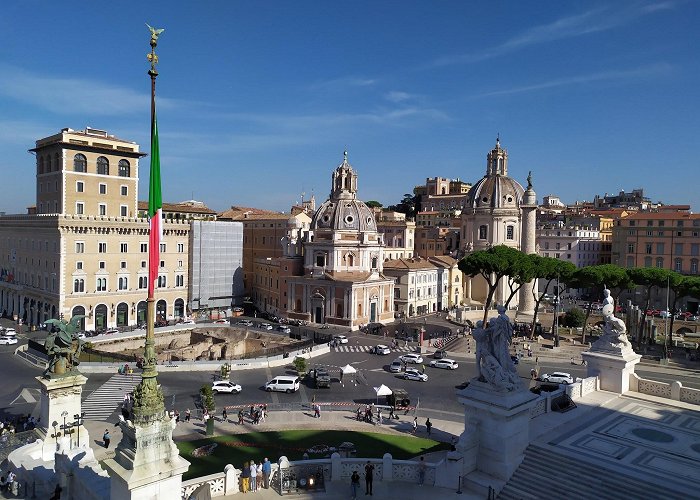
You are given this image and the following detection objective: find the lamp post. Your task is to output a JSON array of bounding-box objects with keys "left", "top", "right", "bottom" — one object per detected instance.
[
  {"left": 554, "top": 276, "right": 560, "bottom": 348},
  {"left": 663, "top": 274, "right": 670, "bottom": 360},
  {"left": 74, "top": 412, "right": 85, "bottom": 447}
]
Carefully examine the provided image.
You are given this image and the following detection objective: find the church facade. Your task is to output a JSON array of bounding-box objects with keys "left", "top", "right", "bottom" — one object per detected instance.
[{"left": 286, "top": 153, "right": 394, "bottom": 329}]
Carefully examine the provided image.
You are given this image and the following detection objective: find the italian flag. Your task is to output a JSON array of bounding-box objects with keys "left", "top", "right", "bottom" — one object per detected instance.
[{"left": 147, "top": 114, "right": 162, "bottom": 298}]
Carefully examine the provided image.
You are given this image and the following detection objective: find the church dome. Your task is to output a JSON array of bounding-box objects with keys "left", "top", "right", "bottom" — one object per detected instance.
[
  {"left": 466, "top": 138, "right": 525, "bottom": 210},
  {"left": 310, "top": 151, "right": 377, "bottom": 233}
]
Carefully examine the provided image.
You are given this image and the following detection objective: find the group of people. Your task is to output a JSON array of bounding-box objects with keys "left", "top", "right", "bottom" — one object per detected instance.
[
  {"left": 0, "top": 414, "right": 37, "bottom": 435},
  {"left": 239, "top": 457, "right": 272, "bottom": 493},
  {"left": 0, "top": 470, "right": 18, "bottom": 496},
  {"left": 350, "top": 460, "right": 375, "bottom": 498},
  {"left": 356, "top": 404, "right": 377, "bottom": 424}
]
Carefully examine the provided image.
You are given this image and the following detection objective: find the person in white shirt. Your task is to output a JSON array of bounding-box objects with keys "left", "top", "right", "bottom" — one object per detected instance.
[{"left": 249, "top": 460, "right": 257, "bottom": 491}]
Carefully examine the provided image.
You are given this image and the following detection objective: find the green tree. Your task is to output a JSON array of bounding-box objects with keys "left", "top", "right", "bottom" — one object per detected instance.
[
  {"left": 293, "top": 356, "right": 308, "bottom": 374},
  {"left": 528, "top": 257, "right": 576, "bottom": 339},
  {"left": 365, "top": 200, "right": 383, "bottom": 209},
  {"left": 387, "top": 193, "right": 420, "bottom": 218},
  {"left": 458, "top": 245, "right": 526, "bottom": 324},
  {"left": 503, "top": 253, "right": 539, "bottom": 309},
  {"left": 563, "top": 307, "right": 585, "bottom": 328},
  {"left": 199, "top": 384, "right": 215, "bottom": 413}
]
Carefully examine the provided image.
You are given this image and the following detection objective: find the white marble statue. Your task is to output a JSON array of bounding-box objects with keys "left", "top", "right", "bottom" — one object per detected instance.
[
  {"left": 594, "top": 286, "right": 632, "bottom": 352},
  {"left": 472, "top": 305, "right": 521, "bottom": 391}
]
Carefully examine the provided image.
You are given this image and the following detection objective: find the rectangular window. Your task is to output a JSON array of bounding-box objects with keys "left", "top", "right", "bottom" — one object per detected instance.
[
  {"left": 141, "top": 260, "right": 147, "bottom": 268},
  {"left": 160, "top": 260, "right": 165, "bottom": 268},
  {"left": 120, "top": 205, "right": 128, "bottom": 217},
  {"left": 160, "top": 243, "right": 166, "bottom": 252},
  {"left": 692, "top": 244, "right": 699, "bottom": 256},
  {"left": 178, "top": 260, "right": 183, "bottom": 267},
  {"left": 76, "top": 181, "right": 84, "bottom": 193},
  {"left": 645, "top": 243, "right": 652, "bottom": 254},
  {"left": 99, "top": 183, "right": 107, "bottom": 195},
  {"left": 98, "top": 204, "right": 106, "bottom": 216},
  {"left": 140, "top": 243, "right": 148, "bottom": 253},
  {"left": 120, "top": 261, "right": 127, "bottom": 269},
  {"left": 506, "top": 226, "right": 514, "bottom": 240},
  {"left": 75, "top": 242, "right": 85, "bottom": 253},
  {"left": 177, "top": 243, "right": 184, "bottom": 253},
  {"left": 121, "top": 185, "right": 128, "bottom": 196},
  {"left": 98, "top": 242, "right": 107, "bottom": 253},
  {"left": 120, "top": 243, "right": 128, "bottom": 253},
  {"left": 76, "top": 261, "right": 83, "bottom": 270},
  {"left": 99, "top": 261, "right": 106, "bottom": 269},
  {"left": 675, "top": 243, "right": 683, "bottom": 256},
  {"left": 76, "top": 202, "right": 84, "bottom": 215},
  {"left": 656, "top": 242, "right": 665, "bottom": 254},
  {"left": 97, "top": 277, "right": 107, "bottom": 292}
]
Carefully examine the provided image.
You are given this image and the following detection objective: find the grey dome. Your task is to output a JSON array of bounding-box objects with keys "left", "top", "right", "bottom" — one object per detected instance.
[
  {"left": 311, "top": 198, "right": 377, "bottom": 232},
  {"left": 466, "top": 175, "right": 525, "bottom": 209}
]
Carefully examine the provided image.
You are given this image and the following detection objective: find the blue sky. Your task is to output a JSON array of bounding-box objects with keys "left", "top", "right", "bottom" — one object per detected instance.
[{"left": 1, "top": 1, "right": 698, "bottom": 213}]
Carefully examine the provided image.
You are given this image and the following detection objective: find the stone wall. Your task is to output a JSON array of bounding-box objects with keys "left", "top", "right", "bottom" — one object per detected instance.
[{"left": 629, "top": 372, "right": 700, "bottom": 405}]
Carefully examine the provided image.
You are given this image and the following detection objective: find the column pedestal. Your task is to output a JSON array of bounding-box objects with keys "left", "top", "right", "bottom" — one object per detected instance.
[
  {"left": 582, "top": 349, "right": 641, "bottom": 394},
  {"left": 457, "top": 380, "right": 538, "bottom": 483},
  {"left": 103, "top": 415, "right": 190, "bottom": 500}
]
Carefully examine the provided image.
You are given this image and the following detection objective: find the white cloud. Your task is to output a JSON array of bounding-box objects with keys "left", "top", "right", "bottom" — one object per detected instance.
[
  {"left": 431, "top": 3, "right": 674, "bottom": 67},
  {"left": 473, "top": 63, "right": 673, "bottom": 98},
  {"left": 385, "top": 91, "right": 414, "bottom": 103},
  {"left": 0, "top": 64, "right": 178, "bottom": 116}
]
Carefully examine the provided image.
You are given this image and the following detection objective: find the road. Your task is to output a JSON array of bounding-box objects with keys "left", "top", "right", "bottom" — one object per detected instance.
[{"left": 1, "top": 315, "right": 698, "bottom": 426}]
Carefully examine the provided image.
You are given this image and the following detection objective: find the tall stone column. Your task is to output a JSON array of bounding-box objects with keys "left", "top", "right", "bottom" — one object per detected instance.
[{"left": 518, "top": 176, "right": 537, "bottom": 317}]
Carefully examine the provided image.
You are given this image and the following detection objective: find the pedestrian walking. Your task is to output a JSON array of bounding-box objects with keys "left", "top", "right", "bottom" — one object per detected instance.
[
  {"left": 418, "top": 456, "right": 426, "bottom": 485},
  {"left": 376, "top": 408, "right": 382, "bottom": 425},
  {"left": 425, "top": 418, "right": 432, "bottom": 435},
  {"left": 351, "top": 470, "right": 360, "bottom": 499},
  {"left": 185, "top": 408, "right": 191, "bottom": 422},
  {"left": 103, "top": 429, "right": 111, "bottom": 448},
  {"left": 262, "top": 458, "right": 271, "bottom": 489},
  {"left": 222, "top": 408, "right": 227, "bottom": 422},
  {"left": 412, "top": 417, "right": 418, "bottom": 434},
  {"left": 238, "top": 410, "right": 244, "bottom": 425},
  {"left": 421, "top": 364, "right": 426, "bottom": 374},
  {"left": 364, "top": 461, "right": 374, "bottom": 495}
]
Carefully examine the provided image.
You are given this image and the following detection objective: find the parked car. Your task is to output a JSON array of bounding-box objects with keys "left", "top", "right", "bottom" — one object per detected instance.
[
  {"left": 181, "top": 319, "right": 196, "bottom": 325},
  {"left": 265, "top": 375, "right": 300, "bottom": 393},
  {"left": 105, "top": 328, "right": 119, "bottom": 334},
  {"left": 307, "top": 367, "right": 331, "bottom": 388},
  {"left": 214, "top": 319, "right": 229, "bottom": 324},
  {"left": 400, "top": 353, "right": 423, "bottom": 364},
  {"left": 0, "top": 336, "right": 18, "bottom": 345},
  {"left": 540, "top": 372, "right": 574, "bottom": 385},
  {"left": 211, "top": 381, "right": 242, "bottom": 394},
  {"left": 389, "top": 359, "right": 403, "bottom": 373},
  {"left": 3, "top": 328, "right": 17, "bottom": 337},
  {"left": 403, "top": 368, "right": 428, "bottom": 382},
  {"left": 430, "top": 358, "right": 458, "bottom": 370},
  {"left": 333, "top": 335, "right": 349, "bottom": 344},
  {"left": 371, "top": 344, "right": 391, "bottom": 355},
  {"left": 433, "top": 349, "right": 447, "bottom": 359},
  {"left": 277, "top": 325, "right": 291, "bottom": 334},
  {"left": 239, "top": 320, "right": 254, "bottom": 327},
  {"left": 258, "top": 323, "right": 273, "bottom": 330}
]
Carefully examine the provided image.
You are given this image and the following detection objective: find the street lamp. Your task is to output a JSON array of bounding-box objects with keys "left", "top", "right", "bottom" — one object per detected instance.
[
  {"left": 554, "top": 276, "right": 560, "bottom": 348},
  {"left": 74, "top": 412, "right": 85, "bottom": 447}
]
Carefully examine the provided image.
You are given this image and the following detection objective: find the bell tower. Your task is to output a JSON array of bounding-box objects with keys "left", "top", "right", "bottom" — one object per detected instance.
[
  {"left": 330, "top": 150, "right": 358, "bottom": 201},
  {"left": 486, "top": 136, "right": 508, "bottom": 177}
]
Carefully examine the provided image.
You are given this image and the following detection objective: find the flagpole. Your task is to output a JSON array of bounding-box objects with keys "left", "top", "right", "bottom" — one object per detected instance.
[{"left": 131, "top": 25, "right": 166, "bottom": 423}]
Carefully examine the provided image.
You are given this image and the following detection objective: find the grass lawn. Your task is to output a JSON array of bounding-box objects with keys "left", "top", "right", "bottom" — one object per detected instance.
[{"left": 178, "top": 430, "right": 451, "bottom": 480}]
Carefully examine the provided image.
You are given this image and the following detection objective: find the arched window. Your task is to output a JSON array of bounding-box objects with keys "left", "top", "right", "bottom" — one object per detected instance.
[
  {"left": 372, "top": 257, "right": 378, "bottom": 269},
  {"left": 346, "top": 254, "right": 355, "bottom": 267},
  {"left": 74, "top": 154, "right": 87, "bottom": 172},
  {"left": 73, "top": 279, "right": 84, "bottom": 293},
  {"left": 656, "top": 257, "right": 664, "bottom": 268},
  {"left": 479, "top": 225, "right": 488, "bottom": 240},
  {"left": 97, "top": 157, "right": 109, "bottom": 175},
  {"left": 118, "top": 159, "right": 130, "bottom": 177}
]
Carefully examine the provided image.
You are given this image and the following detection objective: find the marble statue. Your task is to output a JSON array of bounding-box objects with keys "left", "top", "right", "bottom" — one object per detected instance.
[
  {"left": 472, "top": 305, "right": 521, "bottom": 391},
  {"left": 595, "top": 286, "right": 632, "bottom": 351},
  {"left": 43, "top": 316, "right": 85, "bottom": 378}
]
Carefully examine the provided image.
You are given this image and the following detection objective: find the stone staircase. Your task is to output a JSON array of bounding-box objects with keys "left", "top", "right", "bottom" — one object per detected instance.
[{"left": 498, "top": 443, "right": 688, "bottom": 500}]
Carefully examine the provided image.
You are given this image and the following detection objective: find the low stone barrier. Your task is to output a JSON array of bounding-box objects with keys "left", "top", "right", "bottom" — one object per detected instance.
[
  {"left": 77, "top": 344, "right": 331, "bottom": 374},
  {"left": 629, "top": 372, "right": 700, "bottom": 404}
]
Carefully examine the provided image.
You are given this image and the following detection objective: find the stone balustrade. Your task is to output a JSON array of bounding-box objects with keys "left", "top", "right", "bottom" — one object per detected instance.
[
  {"left": 629, "top": 373, "right": 700, "bottom": 404},
  {"left": 180, "top": 453, "right": 439, "bottom": 497}
]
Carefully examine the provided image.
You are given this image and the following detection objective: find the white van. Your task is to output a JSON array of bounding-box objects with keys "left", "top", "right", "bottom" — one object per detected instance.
[{"left": 265, "top": 375, "right": 300, "bottom": 393}]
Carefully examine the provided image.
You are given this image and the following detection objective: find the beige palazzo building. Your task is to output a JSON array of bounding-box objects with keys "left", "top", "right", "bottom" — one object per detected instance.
[{"left": 0, "top": 127, "right": 190, "bottom": 331}]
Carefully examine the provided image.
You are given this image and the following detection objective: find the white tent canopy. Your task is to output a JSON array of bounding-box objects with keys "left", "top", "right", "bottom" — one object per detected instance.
[
  {"left": 373, "top": 384, "right": 392, "bottom": 397},
  {"left": 341, "top": 364, "right": 357, "bottom": 375}
]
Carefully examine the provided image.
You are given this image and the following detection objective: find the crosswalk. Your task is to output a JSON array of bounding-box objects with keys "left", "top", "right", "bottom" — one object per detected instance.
[
  {"left": 82, "top": 373, "right": 141, "bottom": 421},
  {"left": 332, "top": 345, "right": 414, "bottom": 353}
]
